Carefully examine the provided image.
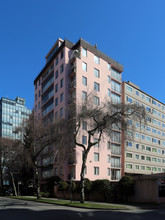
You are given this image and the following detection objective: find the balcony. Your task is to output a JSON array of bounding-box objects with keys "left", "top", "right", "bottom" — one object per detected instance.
[
  {"left": 70, "top": 50, "right": 80, "bottom": 63},
  {"left": 69, "top": 63, "right": 77, "bottom": 78},
  {"left": 69, "top": 80, "right": 76, "bottom": 93},
  {"left": 68, "top": 96, "right": 76, "bottom": 104}
]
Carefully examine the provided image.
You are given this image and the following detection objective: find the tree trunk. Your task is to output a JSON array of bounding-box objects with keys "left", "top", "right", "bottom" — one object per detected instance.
[
  {"left": 10, "top": 171, "right": 17, "bottom": 196},
  {"left": 35, "top": 166, "right": 41, "bottom": 199},
  {"left": 0, "top": 167, "right": 3, "bottom": 190},
  {"left": 80, "top": 152, "right": 87, "bottom": 203}
]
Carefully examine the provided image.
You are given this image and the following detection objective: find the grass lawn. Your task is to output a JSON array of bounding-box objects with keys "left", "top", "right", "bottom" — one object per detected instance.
[{"left": 11, "top": 196, "right": 127, "bottom": 210}]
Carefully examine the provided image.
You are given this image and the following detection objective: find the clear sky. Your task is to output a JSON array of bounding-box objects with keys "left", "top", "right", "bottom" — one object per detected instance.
[{"left": 0, "top": 0, "right": 165, "bottom": 109}]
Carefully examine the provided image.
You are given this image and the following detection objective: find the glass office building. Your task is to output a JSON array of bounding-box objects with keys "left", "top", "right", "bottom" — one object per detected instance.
[{"left": 0, "top": 97, "right": 31, "bottom": 139}]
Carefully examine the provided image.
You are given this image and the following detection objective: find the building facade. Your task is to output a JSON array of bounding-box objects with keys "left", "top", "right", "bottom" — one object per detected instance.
[
  {"left": 0, "top": 97, "right": 31, "bottom": 139},
  {"left": 122, "top": 81, "right": 165, "bottom": 175},
  {"left": 34, "top": 38, "right": 123, "bottom": 182}
]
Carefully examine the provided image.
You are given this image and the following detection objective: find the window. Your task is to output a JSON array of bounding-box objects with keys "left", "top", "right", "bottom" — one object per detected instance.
[
  {"left": 59, "top": 166, "right": 63, "bottom": 175},
  {"left": 61, "top": 50, "right": 63, "bottom": 59},
  {"left": 135, "top": 165, "right": 139, "bottom": 170},
  {"left": 55, "top": 70, "right": 58, "bottom": 79},
  {"left": 136, "top": 91, "right": 139, "bottom": 96},
  {"left": 135, "top": 133, "right": 140, "bottom": 138},
  {"left": 152, "top": 157, "right": 157, "bottom": 162},
  {"left": 146, "top": 146, "right": 151, "bottom": 152},
  {"left": 152, "top": 138, "right": 157, "bottom": 143},
  {"left": 108, "top": 89, "right": 110, "bottom": 97},
  {"left": 146, "top": 106, "right": 151, "bottom": 112},
  {"left": 60, "top": 93, "right": 63, "bottom": 103},
  {"left": 39, "top": 90, "right": 40, "bottom": 97},
  {"left": 94, "top": 55, "right": 100, "bottom": 64},
  {"left": 141, "top": 166, "right": 145, "bottom": 170},
  {"left": 94, "top": 68, "right": 100, "bottom": 78},
  {"left": 141, "top": 145, "right": 145, "bottom": 150},
  {"left": 152, "top": 148, "right": 157, "bottom": 153},
  {"left": 135, "top": 144, "right": 139, "bottom": 149},
  {"left": 141, "top": 94, "right": 145, "bottom": 99},
  {"left": 94, "top": 82, "right": 100, "bottom": 92},
  {"left": 82, "top": 76, "right": 87, "bottom": 86},
  {"left": 60, "top": 78, "right": 64, "bottom": 88},
  {"left": 111, "top": 68, "right": 121, "bottom": 81},
  {"left": 82, "top": 91, "right": 87, "bottom": 101},
  {"left": 107, "top": 168, "right": 110, "bottom": 176},
  {"left": 55, "top": 57, "right": 58, "bottom": 65},
  {"left": 82, "top": 135, "right": 87, "bottom": 145},
  {"left": 126, "top": 96, "right": 133, "bottom": 103},
  {"left": 111, "top": 131, "right": 121, "bottom": 143},
  {"left": 152, "top": 109, "right": 157, "bottom": 115},
  {"left": 94, "top": 138, "right": 99, "bottom": 147},
  {"left": 107, "top": 141, "right": 110, "bottom": 149},
  {"left": 146, "top": 126, "right": 151, "bottom": 131},
  {"left": 126, "top": 85, "right": 132, "bottom": 93},
  {"left": 35, "top": 94, "right": 37, "bottom": 101},
  {"left": 111, "top": 93, "right": 121, "bottom": 103},
  {"left": 146, "top": 136, "right": 151, "bottom": 142},
  {"left": 146, "top": 156, "right": 151, "bottom": 161},
  {"left": 60, "top": 64, "right": 64, "bottom": 73},
  {"left": 94, "top": 96, "right": 100, "bottom": 106},
  {"left": 82, "top": 47, "right": 87, "bottom": 57},
  {"left": 111, "top": 80, "right": 121, "bottom": 93},
  {"left": 126, "top": 164, "right": 132, "bottom": 169},
  {"left": 141, "top": 155, "right": 145, "bottom": 160},
  {"left": 82, "top": 121, "right": 87, "bottom": 130},
  {"left": 38, "top": 102, "right": 40, "bottom": 109},
  {"left": 35, "top": 83, "right": 37, "bottom": 90},
  {"left": 146, "top": 96, "right": 151, "bottom": 103},
  {"left": 135, "top": 154, "right": 139, "bottom": 159},
  {"left": 146, "top": 166, "right": 151, "bottom": 171},
  {"left": 60, "top": 107, "right": 63, "bottom": 117},
  {"left": 108, "top": 75, "right": 110, "bottom": 83},
  {"left": 55, "top": 97, "right": 58, "bottom": 106},
  {"left": 55, "top": 111, "right": 58, "bottom": 119},
  {"left": 55, "top": 84, "right": 58, "bottom": 92},
  {"left": 94, "top": 153, "right": 99, "bottom": 161},
  {"left": 82, "top": 62, "right": 87, "bottom": 72},
  {"left": 152, "top": 167, "right": 157, "bottom": 172},
  {"left": 107, "top": 155, "right": 111, "bottom": 163},
  {"left": 141, "top": 134, "right": 145, "bottom": 140},
  {"left": 126, "top": 153, "right": 132, "bottom": 158},
  {"left": 126, "top": 141, "right": 132, "bottom": 147},
  {"left": 152, "top": 128, "right": 157, "bottom": 134},
  {"left": 108, "top": 63, "right": 111, "bottom": 71},
  {"left": 152, "top": 99, "right": 157, "bottom": 105},
  {"left": 94, "top": 167, "right": 99, "bottom": 175}
]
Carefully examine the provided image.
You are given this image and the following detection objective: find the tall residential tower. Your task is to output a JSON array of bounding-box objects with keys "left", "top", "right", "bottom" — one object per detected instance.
[{"left": 34, "top": 38, "right": 123, "bottom": 182}]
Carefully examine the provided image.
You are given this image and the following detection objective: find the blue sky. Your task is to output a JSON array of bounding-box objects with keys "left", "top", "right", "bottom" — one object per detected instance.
[{"left": 0, "top": 0, "right": 165, "bottom": 109}]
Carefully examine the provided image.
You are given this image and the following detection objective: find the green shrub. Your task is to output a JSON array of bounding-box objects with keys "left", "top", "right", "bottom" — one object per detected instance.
[
  {"left": 58, "top": 181, "right": 68, "bottom": 191},
  {"left": 118, "top": 175, "right": 134, "bottom": 200},
  {"left": 92, "top": 179, "right": 111, "bottom": 193},
  {"left": 70, "top": 181, "right": 76, "bottom": 192},
  {"left": 77, "top": 178, "right": 92, "bottom": 193},
  {"left": 40, "top": 192, "right": 50, "bottom": 198}
]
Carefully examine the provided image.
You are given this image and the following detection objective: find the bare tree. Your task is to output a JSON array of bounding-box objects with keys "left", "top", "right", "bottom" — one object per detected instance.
[
  {"left": 72, "top": 97, "right": 146, "bottom": 203},
  {"left": 0, "top": 137, "right": 23, "bottom": 196},
  {"left": 20, "top": 112, "right": 73, "bottom": 198}
]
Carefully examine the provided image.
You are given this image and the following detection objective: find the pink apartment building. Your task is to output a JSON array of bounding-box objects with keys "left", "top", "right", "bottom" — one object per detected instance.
[{"left": 34, "top": 38, "right": 123, "bottom": 183}]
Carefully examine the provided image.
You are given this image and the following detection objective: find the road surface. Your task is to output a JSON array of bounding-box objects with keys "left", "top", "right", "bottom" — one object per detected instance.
[{"left": 0, "top": 197, "right": 165, "bottom": 220}]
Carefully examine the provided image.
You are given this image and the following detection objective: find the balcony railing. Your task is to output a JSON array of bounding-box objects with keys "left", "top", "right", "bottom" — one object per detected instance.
[{"left": 70, "top": 50, "right": 80, "bottom": 62}]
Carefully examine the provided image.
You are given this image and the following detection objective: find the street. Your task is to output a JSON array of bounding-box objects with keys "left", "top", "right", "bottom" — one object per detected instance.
[{"left": 0, "top": 197, "right": 165, "bottom": 220}]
